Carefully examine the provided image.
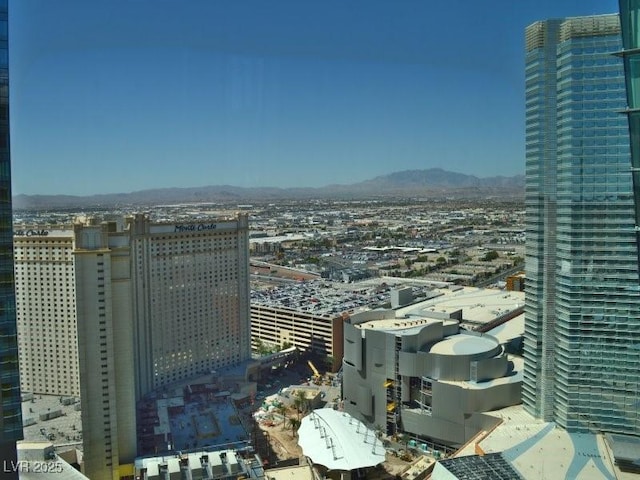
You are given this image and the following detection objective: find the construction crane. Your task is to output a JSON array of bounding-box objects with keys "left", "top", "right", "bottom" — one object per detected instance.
[{"left": 307, "top": 360, "right": 321, "bottom": 384}]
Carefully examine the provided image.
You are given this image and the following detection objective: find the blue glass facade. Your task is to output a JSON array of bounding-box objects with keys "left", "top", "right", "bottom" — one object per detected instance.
[
  {"left": 619, "top": 0, "right": 640, "bottom": 262},
  {"left": 523, "top": 19, "right": 562, "bottom": 422},
  {"left": 0, "top": 0, "right": 22, "bottom": 466},
  {"left": 525, "top": 14, "right": 640, "bottom": 435}
]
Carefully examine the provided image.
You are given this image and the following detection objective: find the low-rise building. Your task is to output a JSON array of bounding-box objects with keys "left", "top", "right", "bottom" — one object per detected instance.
[
  {"left": 342, "top": 306, "right": 522, "bottom": 448},
  {"left": 16, "top": 442, "right": 88, "bottom": 480},
  {"left": 134, "top": 449, "right": 265, "bottom": 480},
  {"left": 251, "top": 280, "right": 393, "bottom": 370}
]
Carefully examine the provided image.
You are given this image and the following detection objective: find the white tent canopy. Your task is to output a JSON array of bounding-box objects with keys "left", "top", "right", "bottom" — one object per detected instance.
[{"left": 298, "top": 408, "right": 386, "bottom": 471}]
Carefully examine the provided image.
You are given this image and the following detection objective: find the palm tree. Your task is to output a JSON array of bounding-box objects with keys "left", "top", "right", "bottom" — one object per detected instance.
[
  {"left": 275, "top": 404, "right": 287, "bottom": 430},
  {"left": 399, "top": 433, "right": 410, "bottom": 454},
  {"left": 293, "top": 397, "right": 303, "bottom": 419},
  {"left": 294, "top": 389, "right": 308, "bottom": 417},
  {"left": 288, "top": 417, "right": 301, "bottom": 437}
]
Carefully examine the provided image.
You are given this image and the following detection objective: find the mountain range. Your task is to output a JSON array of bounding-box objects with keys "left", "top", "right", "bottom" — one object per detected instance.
[{"left": 13, "top": 168, "right": 524, "bottom": 209}]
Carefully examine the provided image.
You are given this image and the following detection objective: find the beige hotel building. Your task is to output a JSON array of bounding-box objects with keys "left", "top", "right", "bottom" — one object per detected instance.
[{"left": 14, "top": 213, "right": 251, "bottom": 480}]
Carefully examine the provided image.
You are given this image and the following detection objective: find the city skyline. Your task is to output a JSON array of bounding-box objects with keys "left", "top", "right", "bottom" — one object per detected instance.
[{"left": 10, "top": 0, "right": 617, "bottom": 196}]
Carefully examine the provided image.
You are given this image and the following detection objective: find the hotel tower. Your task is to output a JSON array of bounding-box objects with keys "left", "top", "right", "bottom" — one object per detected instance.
[{"left": 524, "top": 14, "right": 640, "bottom": 435}]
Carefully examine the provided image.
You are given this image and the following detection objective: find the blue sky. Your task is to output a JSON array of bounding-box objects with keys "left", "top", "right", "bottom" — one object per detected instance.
[{"left": 9, "top": 0, "right": 619, "bottom": 195}]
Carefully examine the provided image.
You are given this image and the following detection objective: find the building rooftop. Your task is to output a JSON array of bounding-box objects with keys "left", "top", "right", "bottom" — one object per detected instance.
[
  {"left": 433, "top": 452, "right": 522, "bottom": 480},
  {"left": 354, "top": 315, "right": 455, "bottom": 334},
  {"left": 439, "top": 356, "right": 524, "bottom": 390},
  {"left": 263, "top": 464, "right": 315, "bottom": 480},
  {"left": 453, "top": 404, "right": 638, "bottom": 480},
  {"left": 297, "top": 408, "right": 386, "bottom": 471},
  {"left": 13, "top": 227, "right": 74, "bottom": 238},
  {"left": 251, "top": 279, "right": 433, "bottom": 317},
  {"left": 249, "top": 234, "right": 308, "bottom": 244},
  {"left": 20, "top": 394, "right": 82, "bottom": 451},
  {"left": 17, "top": 441, "right": 88, "bottom": 480},
  {"left": 135, "top": 448, "right": 265, "bottom": 480},
  {"left": 604, "top": 433, "right": 640, "bottom": 474},
  {"left": 430, "top": 334, "right": 499, "bottom": 356},
  {"left": 486, "top": 313, "right": 524, "bottom": 344},
  {"left": 396, "top": 287, "right": 524, "bottom": 326}
]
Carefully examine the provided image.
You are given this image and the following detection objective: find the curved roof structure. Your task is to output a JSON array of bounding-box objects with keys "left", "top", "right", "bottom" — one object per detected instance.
[
  {"left": 430, "top": 333, "right": 499, "bottom": 356},
  {"left": 298, "top": 408, "right": 386, "bottom": 471}
]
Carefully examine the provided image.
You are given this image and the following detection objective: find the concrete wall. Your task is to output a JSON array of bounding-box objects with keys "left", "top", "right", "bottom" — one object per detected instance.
[
  {"left": 402, "top": 408, "right": 467, "bottom": 445},
  {"left": 391, "top": 288, "right": 413, "bottom": 308},
  {"left": 398, "top": 346, "right": 505, "bottom": 382},
  {"left": 110, "top": 249, "right": 136, "bottom": 464},
  {"left": 76, "top": 248, "right": 121, "bottom": 480},
  {"left": 343, "top": 323, "right": 363, "bottom": 371},
  {"left": 401, "top": 322, "right": 443, "bottom": 352},
  {"left": 472, "top": 355, "right": 509, "bottom": 382}
]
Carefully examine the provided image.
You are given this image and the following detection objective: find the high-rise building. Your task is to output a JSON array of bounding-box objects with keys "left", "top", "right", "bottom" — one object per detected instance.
[
  {"left": 524, "top": 14, "right": 640, "bottom": 435},
  {"left": 0, "top": 0, "right": 22, "bottom": 475},
  {"left": 14, "top": 229, "right": 80, "bottom": 396},
  {"left": 14, "top": 213, "right": 252, "bottom": 480},
  {"left": 619, "top": 1, "right": 640, "bottom": 255}
]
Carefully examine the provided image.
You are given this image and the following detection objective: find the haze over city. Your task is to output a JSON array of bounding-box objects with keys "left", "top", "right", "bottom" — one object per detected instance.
[
  {"left": 10, "top": 0, "right": 616, "bottom": 196},
  {"left": 4, "top": 1, "right": 640, "bottom": 480}
]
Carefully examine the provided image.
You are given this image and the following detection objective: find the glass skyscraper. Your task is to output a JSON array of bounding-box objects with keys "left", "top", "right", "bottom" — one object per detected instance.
[
  {"left": 0, "top": 0, "right": 22, "bottom": 470},
  {"left": 619, "top": 2, "right": 640, "bottom": 256},
  {"left": 524, "top": 14, "right": 640, "bottom": 435}
]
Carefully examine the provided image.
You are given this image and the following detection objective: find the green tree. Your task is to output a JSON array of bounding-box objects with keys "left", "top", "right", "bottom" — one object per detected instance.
[
  {"left": 511, "top": 256, "right": 524, "bottom": 266},
  {"left": 288, "top": 417, "right": 301, "bottom": 437},
  {"left": 399, "top": 433, "right": 411, "bottom": 454},
  {"left": 323, "top": 356, "right": 335, "bottom": 371},
  {"left": 293, "top": 390, "right": 308, "bottom": 417},
  {"left": 276, "top": 404, "right": 287, "bottom": 430},
  {"left": 482, "top": 250, "right": 499, "bottom": 261}
]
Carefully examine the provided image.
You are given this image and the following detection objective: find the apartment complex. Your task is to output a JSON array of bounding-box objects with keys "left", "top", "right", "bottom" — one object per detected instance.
[
  {"left": 14, "top": 213, "right": 251, "bottom": 480},
  {"left": 524, "top": 14, "right": 640, "bottom": 434},
  {"left": 0, "top": 0, "right": 21, "bottom": 474}
]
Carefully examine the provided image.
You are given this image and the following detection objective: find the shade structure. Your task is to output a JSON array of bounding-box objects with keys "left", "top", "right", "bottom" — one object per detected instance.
[{"left": 298, "top": 408, "right": 386, "bottom": 471}]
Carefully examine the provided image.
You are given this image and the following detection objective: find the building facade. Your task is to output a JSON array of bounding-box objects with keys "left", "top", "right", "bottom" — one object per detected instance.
[
  {"left": 524, "top": 14, "right": 640, "bottom": 434},
  {"left": 14, "top": 214, "right": 252, "bottom": 480},
  {"left": 0, "top": 0, "right": 21, "bottom": 473},
  {"left": 250, "top": 279, "right": 399, "bottom": 372},
  {"left": 619, "top": 1, "right": 640, "bottom": 254},
  {"left": 250, "top": 304, "right": 344, "bottom": 370},
  {"left": 14, "top": 230, "right": 79, "bottom": 396},
  {"left": 127, "top": 214, "right": 252, "bottom": 395},
  {"left": 342, "top": 310, "right": 522, "bottom": 448}
]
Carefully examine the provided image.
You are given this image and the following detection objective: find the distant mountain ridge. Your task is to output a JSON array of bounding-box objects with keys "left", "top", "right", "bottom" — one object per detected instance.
[
  {"left": 357, "top": 168, "right": 523, "bottom": 189},
  {"left": 13, "top": 168, "right": 524, "bottom": 209}
]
